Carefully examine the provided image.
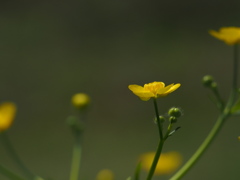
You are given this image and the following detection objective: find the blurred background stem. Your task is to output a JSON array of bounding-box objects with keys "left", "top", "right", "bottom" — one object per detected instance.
[
  {"left": 170, "top": 44, "right": 239, "bottom": 180},
  {"left": 69, "top": 135, "right": 82, "bottom": 180},
  {"left": 0, "top": 132, "right": 35, "bottom": 180},
  {"left": 0, "top": 163, "right": 27, "bottom": 180}
]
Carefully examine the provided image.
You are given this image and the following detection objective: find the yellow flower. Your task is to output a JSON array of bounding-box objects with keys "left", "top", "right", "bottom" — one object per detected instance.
[
  {"left": 128, "top": 81, "right": 181, "bottom": 101},
  {"left": 139, "top": 151, "right": 182, "bottom": 175},
  {"left": 0, "top": 102, "right": 17, "bottom": 132},
  {"left": 71, "top": 93, "right": 90, "bottom": 109},
  {"left": 209, "top": 27, "right": 240, "bottom": 45},
  {"left": 96, "top": 169, "right": 114, "bottom": 180}
]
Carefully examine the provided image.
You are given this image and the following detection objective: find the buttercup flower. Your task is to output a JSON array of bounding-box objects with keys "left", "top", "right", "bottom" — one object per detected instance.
[
  {"left": 209, "top": 27, "right": 240, "bottom": 45},
  {"left": 128, "top": 81, "right": 180, "bottom": 101},
  {"left": 96, "top": 169, "right": 114, "bottom": 180},
  {"left": 0, "top": 102, "right": 17, "bottom": 132},
  {"left": 71, "top": 93, "right": 90, "bottom": 109},
  {"left": 139, "top": 151, "right": 182, "bottom": 175}
]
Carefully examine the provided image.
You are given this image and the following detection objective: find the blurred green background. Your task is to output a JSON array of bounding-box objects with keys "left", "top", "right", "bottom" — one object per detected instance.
[{"left": 1, "top": 0, "right": 240, "bottom": 180}]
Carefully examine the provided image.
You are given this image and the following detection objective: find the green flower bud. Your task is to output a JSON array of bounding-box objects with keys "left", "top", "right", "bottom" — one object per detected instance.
[
  {"left": 169, "top": 116, "right": 178, "bottom": 123},
  {"left": 202, "top": 75, "right": 214, "bottom": 87},
  {"left": 159, "top": 115, "right": 166, "bottom": 123},
  {"left": 154, "top": 115, "right": 165, "bottom": 123},
  {"left": 210, "top": 82, "right": 217, "bottom": 89},
  {"left": 168, "top": 107, "right": 182, "bottom": 118}
]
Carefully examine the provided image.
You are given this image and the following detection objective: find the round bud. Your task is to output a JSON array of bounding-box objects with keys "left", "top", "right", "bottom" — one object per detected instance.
[
  {"left": 159, "top": 116, "right": 166, "bottom": 123},
  {"left": 210, "top": 82, "right": 217, "bottom": 89},
  {"left": 169, "top": 116, "right": 178, "bottom": 123},
  {"left": 202, "top": 75, "right": 214, "bottom": 87},
  {"left": 168, "top": 107, "right": 182, "bottom": 118},
  {"left": 154, "top": 116, "right": 165, "bottom": 124},
  {"left": 71, "top": 93, "right": 90, "bottom": 110}
]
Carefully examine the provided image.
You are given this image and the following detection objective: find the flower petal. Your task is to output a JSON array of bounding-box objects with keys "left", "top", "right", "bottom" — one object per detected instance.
[
  {"left": 209, "top": 27, "right": 240, "bottom": 45},
  {"left": 165, "top": 83, "right": 181, "bottom": 94},
  {"left": 157, "top": 84, "right": 174, "bottom": 95},
  {"left": 128, "top": 85, "right": 145, "bottom": 92},
  {"left": 128, "top": 84, "right": 154, "bottom": 100}
]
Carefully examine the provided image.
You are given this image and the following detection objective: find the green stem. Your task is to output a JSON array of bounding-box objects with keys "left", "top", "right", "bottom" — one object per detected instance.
[
  {"left": 153, "top": 98, "right": 163, "bottom": 140},
  {"left": 233, "top": 44, "right": 238, "bottom": 91},
  {"left": 146, "top": 99, "right": 165, "bottom": 180},
  {"left": 163, "top": 123, "right": 173, "bottom": 140},
  {"left": 170, "top": 44, "right": 239, "bottom": 180},
  {"left": 146, "top": 139, "right": 164, "bottom": 180},
  {"left": 0, "top": 163, "right": 27, "bottom": 180},
  {"left": 134, "top": 162, "right": 142, "bottom": 180},
  {"left": 170, "top": 112, "right": 229, "bottom": 180},
  {"left": 0, "top": 132, "right": 35, "bottom": 180},
  {"left": 69, "top": 135, "right": 82, "bottom": 180}
]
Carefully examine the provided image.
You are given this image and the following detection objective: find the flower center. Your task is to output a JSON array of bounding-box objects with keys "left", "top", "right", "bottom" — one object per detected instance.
[{"left": 144, "top": 82, "right": 164, "bottom": 96}]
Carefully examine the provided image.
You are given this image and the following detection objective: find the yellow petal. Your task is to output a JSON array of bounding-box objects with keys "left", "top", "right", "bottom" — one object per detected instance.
[
  {"left": 157, "top": 84, "right": 174, "bottom": 95},
  {"left": 0, "top": 102, "right": 17, "bottom": 132},
  {"left": 139, "top": 96, "right": 151, "bottom": 101},
  {"left": 128, "top": 85, "right": 145, "bottom": 92},
  {"left": 209, "top": 27, "right": 240, "bottom": 45},
  {"left": 129, "top": 85, "right": 154, "bottom": 100},
  {"left": 165, "top": 83, "right": 181, "bottom": 94}
]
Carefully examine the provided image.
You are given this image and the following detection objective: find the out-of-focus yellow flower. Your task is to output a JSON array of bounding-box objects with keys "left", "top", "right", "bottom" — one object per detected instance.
[
  {"left": 0, "top": 102, "right": 17, "bottom": 132},
  {"left": 71, "top": 93, "right": 90, "bottom": 109},
  {"left": 209, "top": 27, "right": 240, "bottom": 45},
  {"left": 139, "top": 151, "right": 182, "bottom": 175},
  {"left": 128, "top": 82, "right": 180, "bottom": 101},
  {"left": 96, "top": 169, "right": 114, "bottom": 180}
]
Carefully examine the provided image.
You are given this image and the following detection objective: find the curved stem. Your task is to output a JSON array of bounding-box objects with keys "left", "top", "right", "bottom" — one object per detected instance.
[
  {"left": 0, "top": 163, "right": 27, "bottom": 180},
  {"left": 0, "top": 132, "right": 35, "bottom": 180},
  {"left": 146, "top": 139, "right": 164, "bottom": 180},
  {"left": 170, "top": 112, "right": 229, "bottom": 180}
]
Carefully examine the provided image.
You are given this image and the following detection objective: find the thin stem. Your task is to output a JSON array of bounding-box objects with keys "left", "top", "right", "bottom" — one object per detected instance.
[
  {"left": 170, "top": 44, "right": 239, "bottom": 180},
  {"left": 153, "top": 98, "right": 163, "bottom": 140},
  {"left": 0, "top": 163, "right": 27, "bottom": 180},
  {"left": 233, "top": 44, "right": 238, "bottom": 91},
  {"left": 69, "top": 135, "right": 82, "bottom": 180},
  {"left": 146, "top": 99, "right": 165, "bottom": 180},
  {"left": 226, "top": 44, "right": 239, "bottom": 109},
  {"left": 0, "top": 132, "right": 35, "bottom": 180},
  {"left": 134, "top": 162, "right": 142, "bottom": 180},
  {"left": 146, "top": 140, "right": 164, "bottom": 180},
  {"left": 169, "top": 113, "right": 229, "bottom": 180},
  {"left": 163, "top": 123, "right": 173, "bottom": 140}
]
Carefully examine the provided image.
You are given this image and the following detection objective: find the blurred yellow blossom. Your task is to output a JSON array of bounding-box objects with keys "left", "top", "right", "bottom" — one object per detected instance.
[
  {"left": 128, "top": 81, "right": 180, "bottom": 101},
  {"left": 96, "top": 169, "right": 114, "bottom": 180},
  {"left": 71, "top": 93, "right": 90, "bottom": 109},
  {"left": 0, "top": 102, "right": 17, "bottom": 132},
  {"left": 209, "top": 27, "right": 240, "bottom": 45},
  {"left": 139, "top": 151, "right": 182, "bottom": 175}
]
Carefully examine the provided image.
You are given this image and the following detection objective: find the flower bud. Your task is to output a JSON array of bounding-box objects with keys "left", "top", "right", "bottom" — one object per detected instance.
[
  {"left": 71, "top": 93, "right": 90, "bottom": 110},
  {"left": 202, "top": 75, "right": 214, "bottom": 87},
  {"left": 154, "top": 116, "right": 165, "bottom": 124},
  {"left": 210, "top": 82, "right": 218, "bottom": 89},
  {"left": 169, "top": 116, "right": 178, "bottom": 123},
  {"left": 168, "top": 107, "right": 182, "bottom": 118}
]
